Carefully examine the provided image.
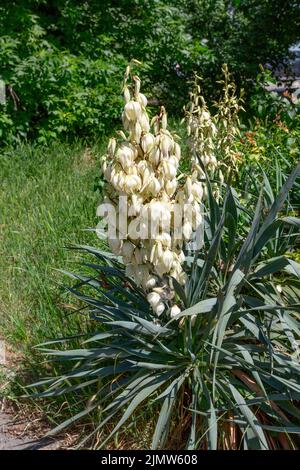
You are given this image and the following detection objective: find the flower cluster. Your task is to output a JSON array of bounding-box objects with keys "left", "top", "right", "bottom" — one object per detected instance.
[
  {"left": 184, "top": 75, "right": 224, "bottom": 200},
  {"left": 100, "top": 65, "right": 204, "bottom": 317},
  {"left": 215, "top": 64, "right": 245, "bottom": 175},
  {"left": 185, "top": 76, "right": 217, "bottom": 174}
]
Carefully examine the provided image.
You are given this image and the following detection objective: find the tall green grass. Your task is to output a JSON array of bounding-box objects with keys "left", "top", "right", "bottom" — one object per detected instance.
[{"left": 0, "top": 141, "right": 104, "bottom": 356}]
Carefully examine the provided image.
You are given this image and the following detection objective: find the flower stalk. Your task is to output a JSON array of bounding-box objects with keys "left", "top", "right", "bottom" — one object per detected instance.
[{"left": 100, "top": 64, "right": 204, "bottom": 317}]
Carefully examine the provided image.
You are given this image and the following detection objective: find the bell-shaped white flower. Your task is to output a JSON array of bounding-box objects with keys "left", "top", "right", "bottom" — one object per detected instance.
[
  {"left": 136, "top": 92, "right": 147, "bottom": 107},
  {"left": 133, "top": 121, "right": 142, "bottom": 143},
  {"left": 145, "top": 276, "right": 156, "bottom": 289},
  {"left": 160, "top": 134, "right": 173, "bottom": 158},
  {"left": 162, "top": 161, "right": 177, "bottom": 180},
  {"left": 147, "top": 291, "right": 161, "bottom": 308},
  {"left": 174, "top": 142, "right": 181, "bottom": 160},
  {"left": 124, "top": 100, "right": 142, "bottom": 121},
  {"left": 162, "top": 249, "right": 174, "bottom": 272},
  {"left": 149, "top": 147, "right": 160, "bottom": 167},
  {"left": 192, "top": 182, "right": 203, "bottom": 202},
  {"left": 123, "top": 86, "right": 131, "bottom": 103},
  {"left": 124, "top": 174, "right": 141, "bottom": 193},
  {"left": 129, "top": 194, "right": 143, "bottom": 216},
  {"left": 117, "top": 146, "right": 134, "bottom": 171},
  {"left": 141, "top": 133, "right": 155, "bottom": 154},
  {"left": 148, "top": 177, "right": 161, "bottom": 196},
  {"left": 157, "top": 232, "right": 172, "bottom": 248},
  {"left": 154, "top": 302, "right": 165, "bottom": 317},
  {"left": 170, "top": 304, "right": 181, "bottom": 318},
  {"left": 183, "top": 221, "right": 193, "bottom": 241},
  {"left": 165, "top": 179, "right": 177, "bottom": 196}
]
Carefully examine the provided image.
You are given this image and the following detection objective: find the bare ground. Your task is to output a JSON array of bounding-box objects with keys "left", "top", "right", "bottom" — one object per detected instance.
[{"left": 0, "top": 410, "right": 61, "bottom": 450}]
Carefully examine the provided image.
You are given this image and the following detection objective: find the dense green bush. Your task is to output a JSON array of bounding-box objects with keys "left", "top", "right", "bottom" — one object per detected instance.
[
  {"left": 0, "top": 6, "right": 126, "bottom": 144},
  {"left": 248, "top": 68, "right": 299, "bottom": 125},
  {"left": 189, "top": 1, "right": 300, "bottom": 81},
  {"left": 1, "top": 1, "right": 299, "bottom": 144}
]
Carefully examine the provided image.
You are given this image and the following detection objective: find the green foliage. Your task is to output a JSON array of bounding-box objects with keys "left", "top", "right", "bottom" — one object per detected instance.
[
  {"left": 189, "top": 1, "right": 300, "bottom": 84},
  {"left": 0, "top": 3, "right": 127, "bottom": 144},
  {"left": 236, "top": 118, "right": 300, "bottom": 210},
  {"left": 249, "top": 69, "right": 299, "bottom": 124},
  {"left": 1, "top": 1, "right": 299, "bottom": 144},
  {"left": 31, "top": 164, "right": 300, "bottom": 449}
]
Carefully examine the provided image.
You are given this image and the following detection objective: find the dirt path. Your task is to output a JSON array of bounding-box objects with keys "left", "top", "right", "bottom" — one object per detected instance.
[
  {"left": 0, "top": 411, "right": 60, "bottom": 450},
  {"left": 0, "top": 412, "right": 32, "bottom": 450}
]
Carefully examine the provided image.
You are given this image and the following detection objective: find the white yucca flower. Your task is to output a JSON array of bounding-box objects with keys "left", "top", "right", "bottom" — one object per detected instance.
[
  {"left": 184, "top": 74, "right": 221, "bottom": 184},
  {"left": 100, "top": 64, "right": 205, "bottom": 318},
  {"left": 170, "top": 304, "right": 181, "bottom": 318}
]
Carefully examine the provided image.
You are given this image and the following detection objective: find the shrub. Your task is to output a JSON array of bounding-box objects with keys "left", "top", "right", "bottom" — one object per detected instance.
[
  {"left": 31, "top": 69, "right": 300, "bottom": 450},
  {"left": 248, "top": 68, "right": 299, "bottom": 125},
  {"left": 1, "top": 1, "right": 299, "bottom": 143}
]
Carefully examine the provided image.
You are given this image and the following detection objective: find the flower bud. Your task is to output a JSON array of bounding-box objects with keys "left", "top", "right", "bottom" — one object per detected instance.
[
  {"left": 170, "top": 305, "right": 181, "bottom": 318},
  {"left": 162, "top": 112, "right": 167, "bottom": 130},
  {"left": 108, "top": 138, "right": 117, "bottom": 156},
  {"left": 124, "top": 86, "right": 131, "bottom": 103},
  {"left": 137, "top": 93, "right": 147, "bottom": 107},
  {"left": 134, "top": 76, "right": 141, "bottom": 95},
  {"left": 133, "top": 121, "right": 142, "bottom": 143},
  {"left": 174, "top": 143, "right": 181, "bottom": 160},
  {"left": 154, "top": 302, "right": 165, "bottom": 317},
  {"left": 185, "top": 177, "right": 193, "bottom": 197},
  {"left": 162, "top": 249, "right": 174, "bottom": 272},
  {"left": 219, "top": 170, "right": 224, "bottom": 184},
  {"left": 145, "top": 276, "right": 156, "bottom": 289}
]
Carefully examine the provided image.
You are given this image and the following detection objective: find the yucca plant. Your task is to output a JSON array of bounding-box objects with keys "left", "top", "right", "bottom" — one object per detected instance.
[{"left": 31, "top": 161, "right": 300, "bottom": 450}]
